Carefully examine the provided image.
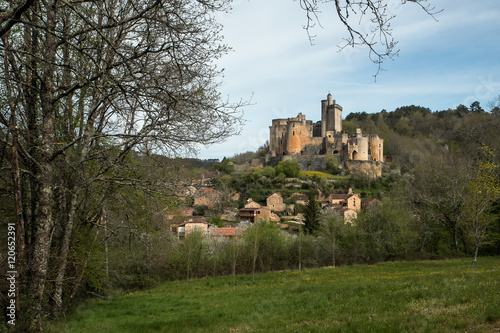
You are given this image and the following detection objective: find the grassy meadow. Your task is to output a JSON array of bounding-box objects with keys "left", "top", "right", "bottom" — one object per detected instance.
[{"left": 49, "top": 257, "right": 500, "bottom": 332}]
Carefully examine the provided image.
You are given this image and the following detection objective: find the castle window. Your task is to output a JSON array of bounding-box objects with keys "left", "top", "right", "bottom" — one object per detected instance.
[{"left": 293, "top": 131, "right": 295, "bottom": 136}]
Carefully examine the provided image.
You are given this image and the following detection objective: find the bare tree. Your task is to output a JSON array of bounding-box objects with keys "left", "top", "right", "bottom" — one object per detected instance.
[
  {"left": 0, "top": 0, "right": 243, "bottom": 329},
  {"left": 411, "top": 156, "right": 470, "bottom": 253},
  {"left": 298, "top": 0, "right": 441, "bottom": 77}
]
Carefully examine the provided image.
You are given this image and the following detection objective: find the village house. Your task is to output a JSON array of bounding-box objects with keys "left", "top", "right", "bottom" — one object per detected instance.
[
  {"left": 176, "top": 216, "right": 208, "bottom": 236},
  {"left": 327, "top": 188, "right": 361, "bottom": 212},
  {"left": 239, "top": 207, "right": 272, "bottom": 223},
  {"left": 267, "top": 192, "right": 285, "bottom": 212}
]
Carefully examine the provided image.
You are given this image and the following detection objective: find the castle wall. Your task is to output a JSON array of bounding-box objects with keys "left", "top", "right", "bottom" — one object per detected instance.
[
  {"left": 369, "top": 135, "right": 384, "bottom": 162},
  {"left": 285, "top": 117, "right": 312, "bottom": 155},
  {"left": 345, "top": 160, "right": 382, "bottom": 178},
  {"left": 348, "top": 132, "right": 369, "bottom": 161},
  {"left": 269, "top": 119, "right": 288, "bottom": 157}
]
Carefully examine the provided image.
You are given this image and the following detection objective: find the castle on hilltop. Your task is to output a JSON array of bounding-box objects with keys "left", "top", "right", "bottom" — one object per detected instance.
[{"left": 265, "top": 93, "right": 384, "bottom": 177}]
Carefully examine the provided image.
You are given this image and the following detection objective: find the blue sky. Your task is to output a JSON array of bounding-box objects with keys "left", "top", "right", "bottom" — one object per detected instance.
[{"left": 196, "top": 0, "right": 500, "bottom": 160}]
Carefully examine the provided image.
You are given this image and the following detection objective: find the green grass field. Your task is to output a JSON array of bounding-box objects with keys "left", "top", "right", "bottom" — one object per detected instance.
[{"left": 50, "top": 257, "right": 500, "bottom": 332}]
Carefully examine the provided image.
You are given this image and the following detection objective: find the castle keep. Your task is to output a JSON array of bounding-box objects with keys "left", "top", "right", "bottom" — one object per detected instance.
[{"left": 266, "top": 93, "right": 384, "bottom": 176}]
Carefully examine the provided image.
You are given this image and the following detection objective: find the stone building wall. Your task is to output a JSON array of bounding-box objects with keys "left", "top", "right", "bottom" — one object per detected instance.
[
  {"left": 344, "top": 160, "right": 382, "bottom": 178},
  {"left": 267, "top": 193, "right": 285, "bottom": 212}
]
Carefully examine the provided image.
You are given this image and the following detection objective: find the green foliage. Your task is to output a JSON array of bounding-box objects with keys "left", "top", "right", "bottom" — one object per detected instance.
[
  {"left": 207, "top": 216, "right": 225, "bottom": 227},
  {"left": 317, "top": 209, "right": 347, "bottom": 267},
  {"left": 218, "top": 174, "right": 234, "bottom": 187},
  {"left": 275, "top": 159, "right": 301, "bottom": 178},
  {"left": 241, "top": 167, "right": 263, "bottom": 183},
  {"left": 243, "top": 221, "right": 289, "bottom": 273},
  {"left": 182, "top": 230, "right": 206, "bottom": 281},
  {"left": 69, "top": 227, "right": 106, "bottom": 292},
  {"left": 324, "top": 155, "right": 341, "bottom": 175},
  {"left": 341, "top": 119, "right": 359, "bottom": 135},
  {"left": 317, "top": 178, "right": 334, "bottom": 196},
  {"left": 261, "top": 166, "right": 276, "bottom": 178},
  {"left": 356, "top": 182, "right": 421, "bottom": 262},
  {"left": 193, "top": 205, "right": 209, "bottom": 216},
  {"left": 212, "top": 158, "right": 235, "bottom": 174},
  {"left": 393, "top": 118, "right": 413, "bottom": 136}
]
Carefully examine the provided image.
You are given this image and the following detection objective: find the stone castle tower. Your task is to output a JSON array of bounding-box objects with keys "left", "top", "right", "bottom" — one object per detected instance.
[
  {"left": 321, "top": 93, "right": 342, "bottom": 136},
  {"left": 266, "top": 92, "right": 384, "bottom": 176}
]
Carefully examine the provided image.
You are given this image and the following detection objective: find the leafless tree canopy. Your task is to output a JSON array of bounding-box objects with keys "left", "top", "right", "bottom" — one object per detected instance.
[{"left": 298, "top": 0, "right": 441, "bottom": 77}]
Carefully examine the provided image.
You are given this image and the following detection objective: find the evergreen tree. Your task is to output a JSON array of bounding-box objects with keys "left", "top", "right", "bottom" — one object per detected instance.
[{"left": 303, "top": 189, "right": 321, "bottom": 234}]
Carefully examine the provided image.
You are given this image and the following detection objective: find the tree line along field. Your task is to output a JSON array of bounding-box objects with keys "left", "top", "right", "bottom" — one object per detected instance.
[{"left": 48, "top": 257, "right": 500, "bottom": 333}]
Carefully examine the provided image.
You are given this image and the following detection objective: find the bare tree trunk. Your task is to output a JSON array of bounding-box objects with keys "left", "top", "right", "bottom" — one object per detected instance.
[
  {"left": 453, "top": 224, "right": 459, "bottom": 253},
  {"left": 298, "top": 228, "right": 302, "bottom": 270},
  {"left": 186, "top": 246, "right": 192, "bottom": 284},
  {"left": 2, "top": 32, "right": 25, "bottom": 261},
  {"left": 104, "top": 208, "right": 109, "bottom": 288},
  {"left": 28, "top": 2, "right": 57, "bottom": 330},
  {"left": 332, "top": 230, "right": 336, "bottom": 267},
  {"left": 53, "top": 189, "right": 79, "bottom": 315},
  {"left": 472, "top": 245, "right": 479, "bottom": 265},
  {"left": 252, "top": 229, "right": 259, "bottom": 282},
  {"left": 231, "top": 238, "right": 239, "bottom": 290}
]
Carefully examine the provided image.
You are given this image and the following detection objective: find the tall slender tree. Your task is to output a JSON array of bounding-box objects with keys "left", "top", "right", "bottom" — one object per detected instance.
[{"left": 463, "top": 145, "right": 500, "bottom": 265}]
